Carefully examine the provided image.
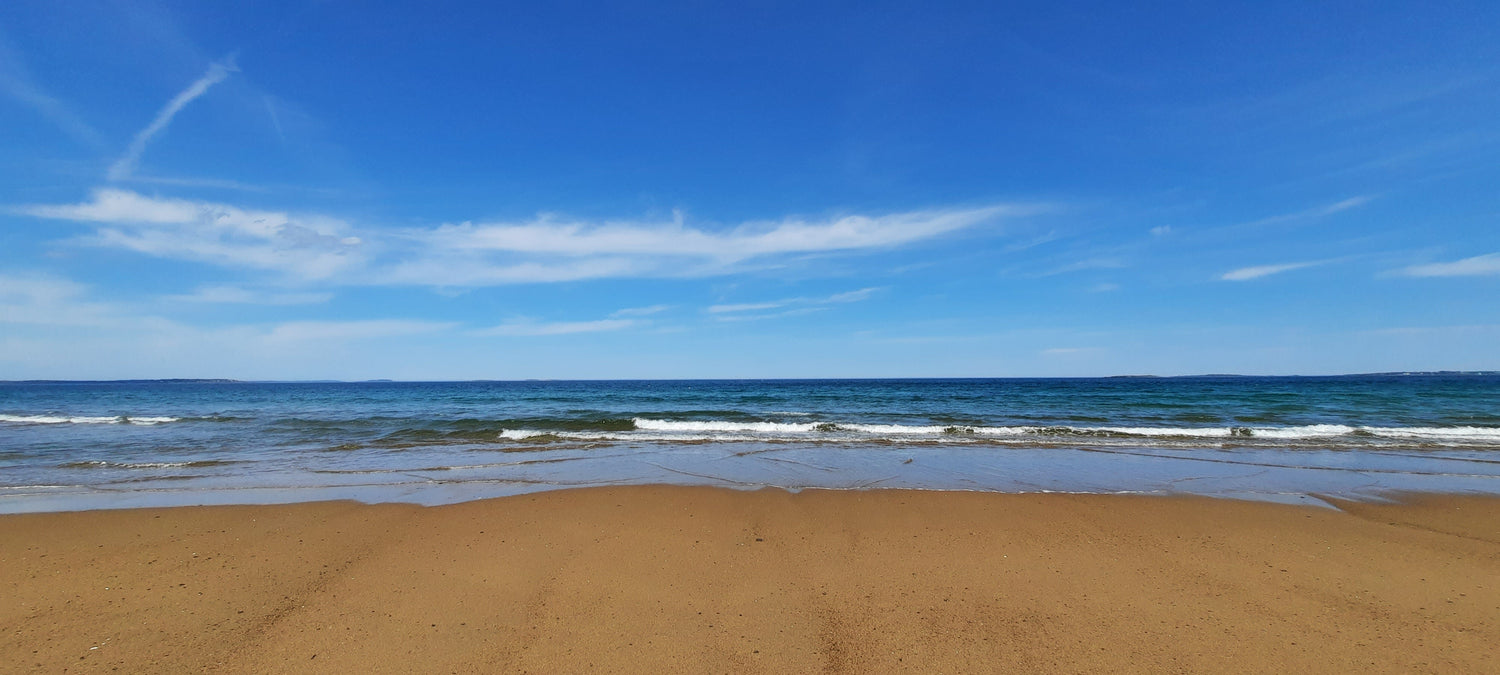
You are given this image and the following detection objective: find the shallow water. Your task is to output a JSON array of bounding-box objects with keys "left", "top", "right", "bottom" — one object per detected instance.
[{"left": 2, "top": 376, "right": 1498, "bottom": 512}]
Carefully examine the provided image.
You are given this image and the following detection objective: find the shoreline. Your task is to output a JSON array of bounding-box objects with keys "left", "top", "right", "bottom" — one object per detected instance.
[
  {"left": 8, "top": 439, "right": 1498, "bottom": 515},
  {"left": 0, "top": 480, "right": 1357, "bottom": 515},
  {"left": 3, "top": 486, "right": 1496, "bottom": 672}
]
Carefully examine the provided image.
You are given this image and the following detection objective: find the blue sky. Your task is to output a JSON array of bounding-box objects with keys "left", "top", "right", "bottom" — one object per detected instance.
[{"left": 2, "top": 1, "right": 1498, "bottom": 379}]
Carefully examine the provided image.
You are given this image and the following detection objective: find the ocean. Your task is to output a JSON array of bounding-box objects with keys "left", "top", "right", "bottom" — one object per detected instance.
[{"left": 3, "top": 376, "right": 1498, "bottom": 512}]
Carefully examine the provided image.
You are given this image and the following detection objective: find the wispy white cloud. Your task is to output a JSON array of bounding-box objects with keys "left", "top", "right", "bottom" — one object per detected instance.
[
  {"left": 382, "top": 257, "right": 647, "bottom": 286},
  {"left": 398, "top": 206, "right": 1031, "bottom": 285},
  {"left": 20, "top": 189, "right": 1039, "bottom": 286},
  {"left": 1360, "top": 324, "right": 1500, "bottom": 336},
  {"left": 708, "top": 300, "right": 789, "bottom": 314},
  {"left": 0, "top": 274, "right": 86, "bottom": 305},
  {"left": 24, "top": 188, "right": 364, "bottom": 279},
  {"left": 475, "top": 318, "right": 637, "bottom": 336},
  {"left": 422, "top": 207, "right": 1017, "bottom": 260},
  {"left": 108, "top": 58, "right": 237, "bottom": 181},
  {"left": 1149, "top": 225, "right": 1171, "bottom": 236},
  {"left": 0, "top": 275, "right": 459, "bottom": 379},
  {"left": 1090, "top": 282, "right": 1120, "bottom": 292},
  {"left": 825, "top": 287, "right": 882, "bottom": 303},
  {"left": 0, "top": 34, "right": 104, "bottom": 147},
  {"left": 0, "top": 274, "right": 193, "bottom": 334},
  {"left": 0, "top": 70, "right": 104, "bottom": 148},
  {"left": 610, "top": 304, "right": 673, "bottom": 317},
  {"left": 1220, "top": 260, "right": 1324, "bottom": 281},
  {"left": 1309, "top": 196, "right": 1371, "bottom": 216},
  {"left": 1041, "top": 257, "right": 1127, "bottom": 276},
  {"left": 708, "top": 287, "right": 885, "bottom": 315},
  {"left": 706, "top": 287, "right": 882, "bottom": 322},
  {"left": 122, "top": 175, "right": 271, "bottom": 192},
  {"left": 0, "top": 274, "right": 117, "bottom": 327},
  {"left": 0, "top": 318, "right": 449, "bottom": 381},
  {"left": 1400, "top": 252, "right": 1500, "bottom": 277},
  {"left": 1041, "top": 347, "right": 1098, "bottom": 355},
  {"left": 265, "top": 319, "right": 453, "bottom": 343},
  {"left": 713, "top": 307, "right": 827, "bottom": 322},
  {"left": 165, "top": 285, "right": 334, "bottom": 305},
  {"left": 1237, "top": 196, "right": 1373, "bottom": 229},
  {"left": 264, "top": 95, "right": 286, "bottom": 143}
]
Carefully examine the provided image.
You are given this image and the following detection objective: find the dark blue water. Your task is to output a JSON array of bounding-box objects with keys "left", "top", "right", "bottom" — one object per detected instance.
[{"left": 3, "top": 376, "right": 1499, "bottom": 511}]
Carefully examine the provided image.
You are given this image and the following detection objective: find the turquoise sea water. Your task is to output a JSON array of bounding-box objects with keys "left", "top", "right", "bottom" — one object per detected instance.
[{"left": 2, "top": 376, "right": 1498, "bottom": 511}]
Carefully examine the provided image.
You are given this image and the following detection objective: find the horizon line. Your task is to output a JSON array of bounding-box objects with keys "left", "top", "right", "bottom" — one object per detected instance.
[{"left": 3, "top": 371, "right": 1497, "bottom": 384}]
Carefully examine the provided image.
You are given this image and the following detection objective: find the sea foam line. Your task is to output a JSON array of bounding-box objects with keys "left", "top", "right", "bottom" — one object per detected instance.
[
  {"left": 0, "top": 414, "right": 179, "bottom": 425},
  {"left": 504, "top": 418, "right": 1500, "bottom": 443},
  {"left": 60, "top": 460, "right": 236, "bottom": 469}
]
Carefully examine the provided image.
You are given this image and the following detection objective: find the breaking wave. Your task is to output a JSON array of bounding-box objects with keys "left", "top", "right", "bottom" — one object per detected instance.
[
  {"left": 480, "top": 418, "right": 1500, "bottom": 447},
  {"left": 0, "top": 414, "right": 179, "bottom": 425}
]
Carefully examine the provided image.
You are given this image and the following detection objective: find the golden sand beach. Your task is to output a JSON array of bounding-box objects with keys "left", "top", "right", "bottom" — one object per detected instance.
[{"left": 3, "top": 487, "right": 1496, "bottom": 673}]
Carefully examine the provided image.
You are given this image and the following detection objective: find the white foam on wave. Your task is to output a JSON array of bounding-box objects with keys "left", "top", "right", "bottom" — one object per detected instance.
[
  {"left": 1248, "top": 424, "right": 1356, "bottom": 439},
  {"left": 65, "top": 460, "right": 199, "bottom": 469},
  {"left": 487, "top": 418, "right": 1500, "bottom": 445},
  {"left": 632, "top": 418, "right": 821, "bottom": 433},
  {"left": 949, "top": 425, "right": 1240, "bottom": 438},
  {"left": 972, "top": 424, "right": 1406, "bottom": 440},
  {"left": 1088, "top": 426, "right": 1236, "bottom": 437},
  {"left": 499, "top": 429, "right": 551, "bottom": 440},
  {"left": 527, "top": 430, "right": 838, "bottom": 443},
  {"left": 1, "top": 414, "right": 118, "bottom": 424},
  {"left": 0, "top": 414, "right": 178, "bottom": 425},
  {"left": 635, "top": 420, "right": 1259, "bottom": 439},
  {"left": 1362, "top": 426, "right": 1500, "bottom": 441},
  {"left": 124, "top": 416, "right": 179, "bottom": 425},
  {"left": 839, "top": 423, "right": 955, "bottom": 435}
]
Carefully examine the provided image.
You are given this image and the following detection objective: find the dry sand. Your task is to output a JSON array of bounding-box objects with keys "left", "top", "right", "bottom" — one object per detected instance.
[{"left": 2, "top": 487, "right": 1497, "bottom": 673}]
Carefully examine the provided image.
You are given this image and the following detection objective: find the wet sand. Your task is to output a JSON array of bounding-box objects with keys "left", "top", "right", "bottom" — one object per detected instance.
[{"left": 2, "top": 487, "right": 1497, "bottom": 673}]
